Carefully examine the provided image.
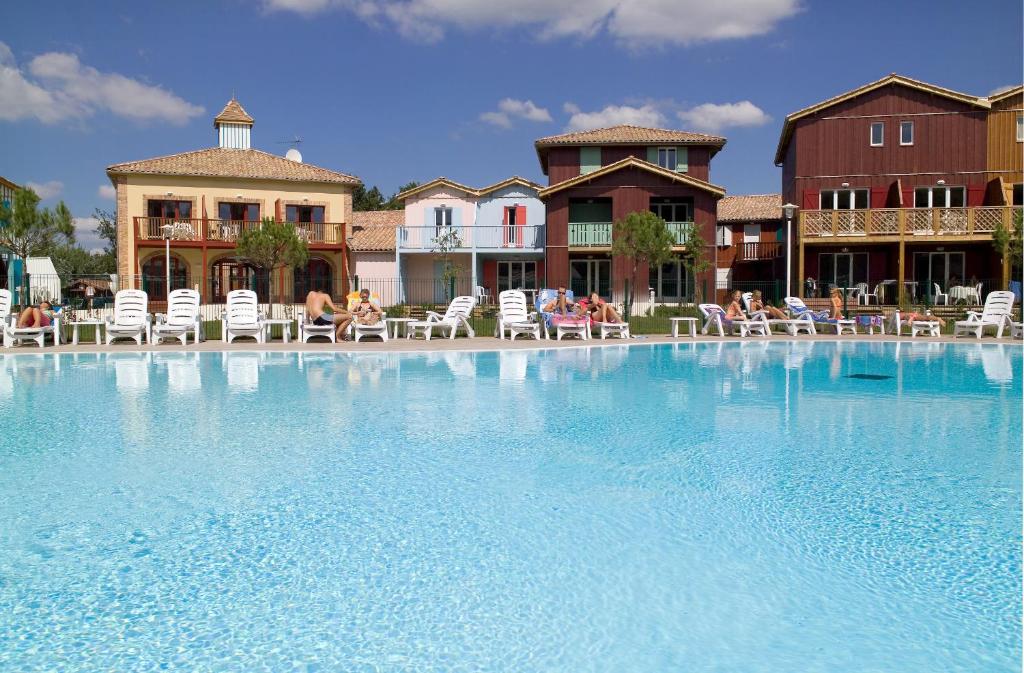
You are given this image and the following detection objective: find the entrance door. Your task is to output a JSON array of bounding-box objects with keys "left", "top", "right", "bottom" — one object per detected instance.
[
  {"left": 913, "top": 252, "right": 965, "bottom": 294},
  {"left": 818, "top": 252, "right": 869, "bottom": 289},
  {"left": 569, "top": 259, "right": 611, "bottom": 299}
]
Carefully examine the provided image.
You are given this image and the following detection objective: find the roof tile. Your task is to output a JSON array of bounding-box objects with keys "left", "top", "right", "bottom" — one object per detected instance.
[
  {"left": 717, "top": 194, "right": 782, "bottom": 222},
  {"left": 535, "top": 124, "right": 725, "bottom": 146},
  {"left": 350, "top": 210, "right": 403, "bottom": 251},
  {"left": 106, "top": 148, "right": 360, "bottom": 185},
  {"left": 214, "top": 99, "right": 254, "bottom": 125}
]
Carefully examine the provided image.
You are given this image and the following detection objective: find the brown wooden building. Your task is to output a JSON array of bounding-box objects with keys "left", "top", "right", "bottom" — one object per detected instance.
[
  {"left": 776, "top": 74, "right": 1022, "bottom": 303},
  {"left": 535, "top": 126, "right": 726, "bottom": 304},
  {"left": 985, "top": 85, "right": 1023, "bottom": 206}
]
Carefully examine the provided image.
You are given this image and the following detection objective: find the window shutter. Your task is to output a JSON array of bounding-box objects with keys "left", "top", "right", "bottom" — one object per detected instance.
[
  {"left": 646, "top": 147, "right": 658, "bottom": 164},
  {"left": 580, "top": 147, "right": 601, "bottom": 175},
  {"left": 676, "top": 147, "right": 688, "bottom": 173},
  {"left": 426, "top": 207, "right": 434, "bottom": 227},
  {"left": 451, "top": 207, "right": 462, "bottom": 238},
  {"left": 515, "top": 205, "right": 527, "bottom": 246}
]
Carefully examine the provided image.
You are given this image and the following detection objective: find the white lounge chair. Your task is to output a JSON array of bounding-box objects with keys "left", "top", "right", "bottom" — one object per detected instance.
[
  {"left": 106, "top": 290, "right": 150, "bottom": 345},
  {"left": 953, "top": 290, "right": 1015, "bottom": 339},
  {"left": 222, "top": 290, "right": 264, "bottom": 344},
  {"left": 151, "top": 289, "right": 202, "bottom": 345},
  {"left": 346, "top": 291, "right": 388, "bottom": 342},
  {"left": 698, "top": 303, "right": 769, "bottom": 337},
  {"left": 297, "top": 309, "right": 336, "bottom": 343},
  {"left": 890, "top": 310, "right": 940, "bottom": 337},
  {"left": 1, "top": 289, "right": 62, "bottom": 348},
  {"left": 784, "top": 296, "right": 855, "bottom": 335},
  {"left": 496, "top": 290, "right": 542, "bottom": 341},
  {"left": 407, "top": 296, "right": 476, "bottom": 340},
  {"left": 741, "top": 292, "right": 815, "bottom": 335}
]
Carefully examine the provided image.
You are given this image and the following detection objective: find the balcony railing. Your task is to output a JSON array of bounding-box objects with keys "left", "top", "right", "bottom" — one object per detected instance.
[
  {"left": 569, "top": 221, "right": 694, "bottom": 247},
  {"left": 737, "top": 241, "right": 783, "bottom": 261},
  {"left": 134, "top": 217, "right": 344, "bottom": 244},
  {"left": 799, "top": 206, "right": 1020, "bottom": 239},
  {"left": 397, "top": 225, "right": 545, "bottom": 251}
]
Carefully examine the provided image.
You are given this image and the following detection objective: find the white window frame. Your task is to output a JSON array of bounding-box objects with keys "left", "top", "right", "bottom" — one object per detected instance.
[
  {"left": 819, "top": 188, "right": 869, "bottom": 210},
  {"left": 656, "top": 147, "right": 677, "bottom": 171},
  {"left": 913, "top": 186, "right": 965, "bottom": 208},
  {"left": 743, "top": 223, "right": 760, "bottom": 241},
  {"left": 899, "top": 121, "right": 914, "bottom": 146},
  {"left": 434, "top": 206, "right": 453, "bottom": 237},
  {"left": 870, "top": 122, "right": 884, "bottom": 147},
  {"left": 1017, "top": 114, "right": 1023, "bottom": 142},
  {"left": 497, "top": 260, "right": 537, "bottom": 293}
]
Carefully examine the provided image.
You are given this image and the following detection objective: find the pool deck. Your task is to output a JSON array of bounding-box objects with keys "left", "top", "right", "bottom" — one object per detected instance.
[{"left": 3, "top": 333, "right": 1020, "bottom": 355}]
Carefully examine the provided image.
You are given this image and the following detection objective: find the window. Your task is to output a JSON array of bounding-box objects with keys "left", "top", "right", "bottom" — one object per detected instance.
[
  {"left": 716, "top": 225, "right": 732, "bottom": 247},
  {"left": 656, "top": 147, "right": 677, "bottom": 171},
  {"left": 1017, "top": 114, "right": 1023, "bottom": 142},
  {"left": 649, "top": 200, "right": 692, "bottom": 223},
  {"left": 496, "top": 261, "right": 537, "bottom": 293},
  {"left": 870, "top": 122, "right": 884, "bottom": 147},
  {"left": 818, "top": 252, "right": 869, "bottom": 288},
  {"left": 820, "top": 189, "right": 869, "bottom": 210},
  {"left": 210, "top": 260, "right": 269, "bottom": 303},
  {"left": 220, "top": 202, "right": 260, "bottom": 221},
  {"left": 140, "top": 255, "right": 188, "bottom": 301},
  {"left": 649, "top": 261, "right": 691, "bottom": 302},
  {"left": 1013, "top": 183, "right": 1023, "bottom": 206},
  {"left": 580, "top": 147, "right": 602, "bottom": 175},
  {"left": 503, "top": 205, "right": 527, "bottom": 247},
  {"left": 900, "top": 121, "right": 914, "bottom": 146},
  {"left": 743, "top": 224, "right": 760, "bottom": 241},
  {"left": 147, "top": 199, "right": 192, "bottom": 219},
  {"left": 285, "top": 205, "right": 324, "bottom": 223},
  {"left": 434, "top": 206, "right": 453, "bottom": 238},
  {"left": 913, "top": 186, "right": 965, "bottom": 208}
]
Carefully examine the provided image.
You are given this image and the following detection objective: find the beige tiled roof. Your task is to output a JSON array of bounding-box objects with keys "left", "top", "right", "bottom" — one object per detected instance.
[
  {"left": 106, "top": 148, "right": 360, "bottom": 185},
  {"left": 535, "top": 124, "right": 725, "bottom": 146},
  {"left": 214, "top": 98, "right": 254, "bottom": 125},
  {"left": 717, "top": 194, "right": 782, "bottom": 222},
  {"left": 350, "top": 210, "right": 403, "bottom": 251}
]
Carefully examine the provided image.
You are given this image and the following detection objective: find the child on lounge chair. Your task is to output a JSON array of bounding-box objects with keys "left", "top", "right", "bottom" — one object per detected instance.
[
  {"left": 829, "top": 288, "right": 845, "bottom": 320},
  {"left": 749, "top": 290, "right": 787, "bottom": 320},
  {"left": 726, "top": 291, "right": 748, "bottom": 321}
]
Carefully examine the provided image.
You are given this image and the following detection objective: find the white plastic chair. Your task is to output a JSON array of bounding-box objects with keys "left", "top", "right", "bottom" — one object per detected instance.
[
  {"left": 222, "top": 290, "right": 264, "bottom": 344},
  {"left": 698, "top": 303, "right": 768, "bottom": 337},
  {"left": 347, "top": 292, "right": 388, "bottom": 342},
  {"left": 932, "top": 283, "right": 948, "bottom": 306},
  {"left": 408, "top": 296, "right": 476, "bottom": 340},
  {"left": 106, "top": 289, "right": 150, "bottom": 345},
  {"left": 953, "top": 290, "right": 1015, "bottom": 339},
  {"left": 856, "top": 282, "right": 879, "bottom": 306},
  {"left": 297, "top": 309, "right": 336, "bottom": 343},
  {"left": 496, "top": 290, "right": 541, "bottom": 341},
  {"left": 742, "top": 292, "right": 815, "bottom": 335},
  {"left": 474, "top": 285, "right": 492, "bottom": 306},
  {"left": 151, "top": 289, "right": 201, "bottom": 345}
]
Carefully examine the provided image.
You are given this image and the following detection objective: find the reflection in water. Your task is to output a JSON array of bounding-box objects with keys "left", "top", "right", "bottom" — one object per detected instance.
[
  {"left": 441, "top": 351, "right": 476, "bottom": 378},
  {"left": 979, "top": 344, "right": 1014, "bottom": 384},
  {"left": 223, "top": 352, "right": 261, "bottom": 391},
  {"left": 155, "top": 353, "right": 201, "bottom": 392},
  {"left": 499, "top": 351, "right": 528, "bottom": 382},
  {"left": 113, "top": 354, "right": 150, "bottom": 391}
]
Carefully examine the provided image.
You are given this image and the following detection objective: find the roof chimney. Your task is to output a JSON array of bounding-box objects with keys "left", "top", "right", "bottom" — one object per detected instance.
[{"left": 214, "top": 98, "right": 254, "bottom": 150}]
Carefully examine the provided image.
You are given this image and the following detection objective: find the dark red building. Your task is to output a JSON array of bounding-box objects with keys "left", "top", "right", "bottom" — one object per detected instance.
[
  {"left": 535, "top": 125, "right": 726, "bottom": 303},
  {"left": 776, "top": 73, "right": 1022, "bottom": 304}
]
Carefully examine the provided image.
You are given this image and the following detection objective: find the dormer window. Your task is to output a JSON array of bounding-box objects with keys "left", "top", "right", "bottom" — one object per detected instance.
[{"left": 656, "top": 147, "right": 677, "bottom": 170}]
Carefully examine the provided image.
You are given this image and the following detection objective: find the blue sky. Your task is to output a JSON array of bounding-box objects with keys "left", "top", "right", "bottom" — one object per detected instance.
[{"left": 1, "top": 0, "right": 1021, "bottom": 249}]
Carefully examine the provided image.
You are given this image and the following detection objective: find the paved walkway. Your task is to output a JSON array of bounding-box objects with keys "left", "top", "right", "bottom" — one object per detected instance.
[{"left": 4, "top": 332, "right": 1019, "bottom": 355}]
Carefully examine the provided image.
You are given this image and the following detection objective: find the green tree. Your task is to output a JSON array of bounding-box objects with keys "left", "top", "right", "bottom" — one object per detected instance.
[
  {"left": 93, "top": 207, "right": 117, "bottom": 257},
  {"left": 385, "top": 182, "right": 419, "bottom": 210},
  {"left": 235, "top": 217, "right": 309, "bottom": 308},
  {"left": 610, "top": 210, "right": 675, "bottom": 315},
  {"left": 678, "top": 224, "right": 713, "bottom": 303},
  {"left": 992, "top": 209, "right": 1022, "bottom": 287},
  {"left": 0, "top": 188, "right": 75, "bottom": 305},
  {"left": 50, "top": 245, "right": 111, "bottom": 277},
  {"left": 431, "top": 227, "right": 464, "bottom": 304}
]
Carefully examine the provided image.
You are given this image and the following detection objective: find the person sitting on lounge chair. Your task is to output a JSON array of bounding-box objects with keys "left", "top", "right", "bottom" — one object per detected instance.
[
  {"left": 829, "top": 287, "right": 845, "bottom": 320},
  {"left": 749, "top": 290, "right": 787, "bottom": 320},
  {"left": 584, "top": 292, "right": 622, "bottom": 323},
  {"left": 901, "top": 310, "right": 947, "bottom": 327},
  {"left": 726, "top": 291, "right": 748, "bottom": 321},
  {"left": 305, "top": 289, "right": 350, "bottom": 340},
  {"left": 542, "top": 287, "right": 582, "bottom": 317},
  {"left": 16, "top": 301, "right": 55, "bottom": 328},
  {"left": 350, "top": 289, "right": 382, "bottom": 327}
]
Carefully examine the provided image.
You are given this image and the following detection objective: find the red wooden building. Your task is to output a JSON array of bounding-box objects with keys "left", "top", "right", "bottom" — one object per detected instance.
[
  {"left": 535, "top": 126, "right": 726, "bottom": 303},
  {"left": 715, "top": 194, "right": 784, "bottom": 290},
  {"left": 776, "top": 74, "right": 1022, "bottom": 303}
]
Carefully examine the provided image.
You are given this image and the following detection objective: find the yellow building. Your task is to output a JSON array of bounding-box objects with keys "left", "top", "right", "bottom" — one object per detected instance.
[{"left": 106, "top": 99, "right": 360, "bottom": 303}]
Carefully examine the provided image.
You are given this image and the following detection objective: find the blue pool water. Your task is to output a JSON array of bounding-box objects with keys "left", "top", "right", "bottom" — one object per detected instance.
[{"left": 0, "top": 342, "right": 1020, "bottom": 672}]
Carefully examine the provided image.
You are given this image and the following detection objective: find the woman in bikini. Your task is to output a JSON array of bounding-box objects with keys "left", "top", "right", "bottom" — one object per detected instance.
[
  {"left": 585, "top": 292, "right": 622, "bottom": 323},
  {"left": 725, "top": 291, "right": 747, "bottom": 321},
  {"left": 350, "top": 289, "right": 382, "bottom": 327},
  {"left": 828, "top": 287, "right": 845, "bottom": 320},
  {"left": 16, "top": 301, "right": 55, "bottom": 328},
  {"left": 749, "top": 290, "right": 787, "bottom": 320}
]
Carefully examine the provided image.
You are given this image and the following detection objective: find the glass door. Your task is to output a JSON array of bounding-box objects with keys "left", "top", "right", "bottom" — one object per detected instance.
[
  {"left": 913, "top": 252, "right": 965, "bottom": 296},
  {"left": 569, "top": 259, "right": 611, "bottom": 299},
  {"left": 818, "top": 252, "right": 869, "bottom": 290},
  {"left": 497, "top": 261, "right": 537, "bottom": 293}
]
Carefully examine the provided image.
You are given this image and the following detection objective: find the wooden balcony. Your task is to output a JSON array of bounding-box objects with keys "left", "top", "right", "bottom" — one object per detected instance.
[
  {"left": 568, "top": 221, "right": 693, "bottom": 247},
  {"left": 133, "top": 217, "right": 345, "bottom": 246},
  {"left": 799, "top": 206, "right": 1021, "bottom": 241},
  {"left": 737, "top": 241, "right": 783, "bottom": 261}
]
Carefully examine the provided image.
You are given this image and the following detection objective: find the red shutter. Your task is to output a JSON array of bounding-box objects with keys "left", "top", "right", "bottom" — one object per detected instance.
[
  {"left": 515, "top": 205, "right": 527, "bottom": 247},
  {"left": 275, "top": 199, "right": 283, "bottom": 222},
  {"left": 967, "top": 185, "right": 985, "bottom": 207},
  {"left": 870, "top": 187, "right": 887, "bottom": 209},
  {"left": 536, "top": 260, "right": 545, "bottom": 287},
  {"left": 801, "top": 189, "right": 818, "bottom": 210},
  {"left": 483, "top": 260, "right": 497, "bottom": 295},
  {"left": 901, "top": 187, "right": 914, "bottom": 209}
]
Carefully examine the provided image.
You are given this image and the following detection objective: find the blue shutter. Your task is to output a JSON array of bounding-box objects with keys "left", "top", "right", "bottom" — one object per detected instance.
[
  {"left": 677, "top": 147, "right": 688, "bottom": 173},
  {"left": 646, "top": 147, "right": 658, "bottom": 164},
  {"left": 580, "top": 147, "right": 601, "bottom": 174}
]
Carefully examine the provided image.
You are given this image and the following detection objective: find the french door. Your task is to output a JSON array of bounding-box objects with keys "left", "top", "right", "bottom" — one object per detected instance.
[
  {"left": 570, "top": 259, "right": 611, "bottom": 299},
  {"left": 496, "top": 261, "right": 537, "bottom": 293},
  {"left": 913, "top": 252, "right": 965, "bottom": 293},
  {"left": 818, "top": 252, "right": 869, "bottom": 289}
]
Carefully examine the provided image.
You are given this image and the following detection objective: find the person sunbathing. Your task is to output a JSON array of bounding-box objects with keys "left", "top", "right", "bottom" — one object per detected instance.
[
  {"left": 305, "top": 289, "right": 350, "bottom": 340},
  {"left": 749, "top": 290, "right": 787, "bottom": 320},
  {"left": 829, "top": 288, "right": 845, "bottom": 320},
  {"left": 901, "top": 310, "right": 947, "bottom": 327},
  {"left": 350, "top": 289, "right": 382, "bottom": 327},
  {"left": 542, "top": 287, "right": 581, "bottom": 317},
  {"left": 725, "top": 291, "right": 748, "bottom": 321},
  {"left": 585, "top": 293, "right": 622, "bottom": 323},
  {"left": 16, "top": 301, "right": 55, "bottom": 328}
]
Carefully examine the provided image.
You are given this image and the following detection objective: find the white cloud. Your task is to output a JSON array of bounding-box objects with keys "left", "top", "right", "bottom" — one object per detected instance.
[
  {"left": 564, "top": 103, "right": 665, "bottom": 131},
  {"left": 676, "top": 100, "right": 771, "bottom": 132},
  {"left": 73, "top": 217, "right": 105, "bottom": 252},
  {"left": 0, "top": 41, "right": 204, "bottom": 125},
  {"left": 98, "top": 184, "right": 116, "bottom": 200},
  {"left": 25, "top": 180, "right": 63, "bottom": 200},
  {"left": 480, "top": 98, "right": 552, "bottom": 128},
  {"left": 259, "top": 0, "right": 799, "bottom": 47}
]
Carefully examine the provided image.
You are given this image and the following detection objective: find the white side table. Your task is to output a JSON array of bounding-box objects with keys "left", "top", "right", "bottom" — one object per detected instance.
[
  {"left": 262, "top": 319, "right": 294, "bottom": 343},
  {"left": 385, "top": 317, "right": 416, "bottom": 339},
  {"left": 70, "top": 320, "right": 105, "bottom": 345},
  {"left": 670, "top": 317, "right": 698, "bottom": 338}
]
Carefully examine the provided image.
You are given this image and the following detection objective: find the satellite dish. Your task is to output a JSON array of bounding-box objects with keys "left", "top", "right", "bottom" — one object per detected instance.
[{"left": 285, "top": 148, "right": 303, "bottom": 163}]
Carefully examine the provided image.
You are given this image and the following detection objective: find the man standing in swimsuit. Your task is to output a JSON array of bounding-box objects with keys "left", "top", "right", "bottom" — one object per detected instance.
[{"left": 305, "top": 289, "right": 350, "bottom": 340}]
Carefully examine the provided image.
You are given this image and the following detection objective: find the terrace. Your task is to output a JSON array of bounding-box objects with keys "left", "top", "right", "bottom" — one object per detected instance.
[
  {"left": 799, "top": 206, "right": 1020, "bottom": 241},
  {"left": 568, "top": 221, "right": 694, "bottom": 248},
  {"left": 396, "top": 224, "right": 545, "bottom": 251},
  {"left": 133, "top": 217, "right": 346, "bottom": 246}
]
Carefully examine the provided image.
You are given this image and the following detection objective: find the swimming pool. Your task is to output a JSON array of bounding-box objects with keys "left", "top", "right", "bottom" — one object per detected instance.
[{"left": 0, "top": 342, "right": 1019, "bottom": 672}]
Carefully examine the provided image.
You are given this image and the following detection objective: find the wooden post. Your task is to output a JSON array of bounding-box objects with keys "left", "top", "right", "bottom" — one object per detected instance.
[{"left": 897, "top": 210, "right": 906, "bottom": 306}]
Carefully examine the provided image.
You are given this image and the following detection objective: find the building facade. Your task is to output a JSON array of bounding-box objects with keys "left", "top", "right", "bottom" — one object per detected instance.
[
  {"left": 715, "top": 194, "right": 784, "bottom": 294},
  {"left": 395, "top": 177, "right": 545, "bottom": 303},
  {"left": 106, "top": 99, "right": 360, "bottom": 304},
  {"left": 777, "top": 74, "right": 1022, "bottom": 302},
  {"left": 535, "top": 125, "right": 726, "bottom": 304}
]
